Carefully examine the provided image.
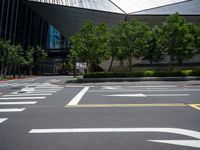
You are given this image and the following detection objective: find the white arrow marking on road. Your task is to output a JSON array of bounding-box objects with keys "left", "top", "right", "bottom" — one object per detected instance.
[
  {"left": 0, "top": 118, "right": 8, "bottom": 124},
  {"left": 29, "top": 128, "right": 200, "bottom": 148},
  {"left": 149, "top": 140, "right": 200, "bottom": 148},
  {"left": 104, "top": 94, "right": 189, "bottom": 97}
]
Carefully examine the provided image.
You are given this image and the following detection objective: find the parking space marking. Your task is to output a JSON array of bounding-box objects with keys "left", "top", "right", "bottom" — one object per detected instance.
[
  {"left": 66, "top": 86, "right": 90, "bottom": 106},
  {"left": 188, "top": 104, "right": 200, "bottom": 111},
  {"left": 65, "top": 103, "right": 186, "bottom": 108},
  {"left": 0, "top": 118, "right": 8, "bottom": 124},
  {"left": 0, "top": 108, "right": 25, "bottom": 112},
  {"left": 0, "top": 101, "right": 37, "bottom": 105}
]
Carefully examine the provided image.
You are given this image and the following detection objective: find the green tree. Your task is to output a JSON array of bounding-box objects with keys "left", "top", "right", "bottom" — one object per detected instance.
[
  {"left": 34, "top": 46, "right": 48, "bottom": 75},
  {"left": 9, "top": 44, "right": 25, "bottom": 77},
  {"left": 160, "top": 13, "right": 195, "bottom": 69},
  {"left": 117, "top": 19, "right": 150, "bottom": 73},
  {"left": 25, "top": 46, "right": 34, "bottom": 75},
  {"left": 145, "top": 26, "right": 165, "bottom": 64},
  {"left": 67, "top": 34, "right": 81, "bottom": 77},
  {"left": 0, "top": 40, "right": 12, "bottom": 77},
  {"left": 107, "top": 25, "right": 124, "bottom": 72},
  {"left": 188, "top": 23, "right": 200, "bottom": 54},
  {"left": 69, "top": 21, "right": 109, "bottom": 74}
]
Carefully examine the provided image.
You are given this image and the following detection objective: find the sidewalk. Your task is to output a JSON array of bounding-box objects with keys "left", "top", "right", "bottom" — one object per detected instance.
[{"left": 67, "top": 76, "right": 200, "bottom": 83}]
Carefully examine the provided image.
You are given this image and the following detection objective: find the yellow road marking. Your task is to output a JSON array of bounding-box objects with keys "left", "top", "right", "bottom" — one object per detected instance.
[
  {"left": 188, "top": 104, "right": 200, "bottom": 111},
  {"left": 65, "top": 103, "right": 186, "bottom": 108}
]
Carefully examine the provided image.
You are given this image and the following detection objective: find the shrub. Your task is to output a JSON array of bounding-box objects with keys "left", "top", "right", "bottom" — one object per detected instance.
[
  {"left": 83, "top": 70, "right": 200, "bottom": 78},
  {"left": 144, "top": 70, "right": 155, "bottom": 77}
]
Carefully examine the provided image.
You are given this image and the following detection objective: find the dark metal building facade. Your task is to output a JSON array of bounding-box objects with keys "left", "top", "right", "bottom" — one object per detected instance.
[{"left": 0, "top": 0, "right": 49, "bottom": 49}]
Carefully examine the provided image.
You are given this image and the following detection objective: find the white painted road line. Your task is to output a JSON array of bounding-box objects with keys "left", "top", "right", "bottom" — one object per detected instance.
[
  {"left": 29, "top": 128, "right": 200, "bottom": 138},
  {"left": 146, "top": 94, "right": 189, "bottom": 97},
  {"left": 67, "top": 86, "right": 90, "bottom": 106},
  {"left": 0, "top": 118, "right": 8, "bottom": 124},
  {"left": 104, "top": 94, "right": 189, "bottom": 97},
  {"left": 3, "top": 93, "right": 52, "bottom": 97},
  {"left": 24, "top": 91, "right": 57, "bottom": 93},
  {"left": 10, "top": 91, "right": 54, "bottom": 95},
  {"left": 35, "top": 87, "right": 63, "bottom": 89},
  {"left": 105, "top": 94, "right": 146, "bottom": 97},
  {"left": 0, "top": 97, "right": 46, "bottom": 100},
  {"left": 12, "top": 83, "right": 29, "bottom": 87},
  {"left": 29, "top": 128, "right": 200, "bottom": 148},
  {"left": 0, "top": 83, "right": 13, "bottom": 87},
  {"left": 128, "top": 85, "right": 177, "bottom": 88},
  {"left": 0, "top": 108, "right": 25, "bottom": 112},
  {"left": 97, "top": 89, "right": 200, "bottom": 92},
  {"left": 101, "top": 86, "right": 121, "bottom": 90},
  {"left": 0, "top": 101, "right": 37, "bottom": 105},
  {"left": 65, "top": 86, "right": 94, "bottom": 88}
]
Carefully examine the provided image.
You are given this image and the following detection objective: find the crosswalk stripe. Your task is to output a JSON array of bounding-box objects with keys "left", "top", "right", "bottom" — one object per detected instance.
[
  {"left": 0, "top": 83, "right": 12, "bottom": 87},
  {"left": 0, "top": 118, "right": 8, "bottom": 124},
  {"left": 0, "top": 108, "right": 25, "bottom": 112},
  {"left": 12, "top": 83, "right": 29, "bottom": 87},
  {"left": 0, "top": 97, "right": 46, "bottom": 100},
  {"left": 10, "top": 91, "right": 55, "bottom": 94},
  {"left": 3, "top": 93, "right": 52, "bottom": 97},
  {"left": 0, "top": 101, "right": 37, "bottom": 105}
]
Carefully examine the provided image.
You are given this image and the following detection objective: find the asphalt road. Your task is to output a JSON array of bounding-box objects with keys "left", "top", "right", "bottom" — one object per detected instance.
[{"left": 0, "top": 76, "right": 200, "bottom": 150}]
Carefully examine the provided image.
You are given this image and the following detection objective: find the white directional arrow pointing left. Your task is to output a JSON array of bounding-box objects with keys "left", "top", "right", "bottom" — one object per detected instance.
[
  {"left": 29, "top": 128, "right": 200, "bottom": 148},
  {"left": 148, "top": 140, "right": 200, "bottom": 148}
]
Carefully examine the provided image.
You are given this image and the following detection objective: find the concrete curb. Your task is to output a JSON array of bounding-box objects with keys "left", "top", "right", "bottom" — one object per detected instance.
[{"left": 67, "top": 76, "right": 200, "bottom": 83}]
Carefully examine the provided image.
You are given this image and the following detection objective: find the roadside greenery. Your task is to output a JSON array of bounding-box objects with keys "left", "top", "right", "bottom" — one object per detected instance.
[
  {"left": 83, "top": 70, "right": 200, "bottom": 78},
  {"left": 0, "top": 40, "right": 47, "bottom": 79},
  {"left": 67, "top": 13, "right": 200, "bottom": 76}
]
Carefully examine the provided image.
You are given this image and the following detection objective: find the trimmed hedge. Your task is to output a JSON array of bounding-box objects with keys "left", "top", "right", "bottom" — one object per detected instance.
[{"left": 83, "top": 70, "right": 200, "bottom": 78}]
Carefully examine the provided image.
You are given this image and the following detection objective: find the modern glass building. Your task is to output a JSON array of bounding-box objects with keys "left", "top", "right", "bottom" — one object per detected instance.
[
  {"left": 0, "top": 0, "right": 49, "bottom": 49},
  {"left": 25, "top": 0, "right": 200, "bottom": 38}
]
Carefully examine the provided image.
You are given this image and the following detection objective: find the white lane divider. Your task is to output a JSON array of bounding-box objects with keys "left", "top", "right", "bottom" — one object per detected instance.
[
  {"left": 67, "top": 86, "right": 90, "bottom": 106},
  {"left": 0, "top": 101, "right": 37, "bottom": 105},
  {"left": 0, "top": 118, "right": 8, "bottom": 124},
  {"left": 29, "top": 128, "right": 200, "bottom": 148},
  {"left": 0, "top": 108, "right": 25, "bottom": 112},
  {"left": 104, "top": 94, "right": 189, "bottom": 97},
  {"left": 0, "top": 97, "right": 46, "bottom": 100}
]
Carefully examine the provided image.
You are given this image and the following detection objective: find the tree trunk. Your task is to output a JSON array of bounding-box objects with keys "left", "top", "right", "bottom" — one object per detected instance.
[
  {"left": 3, "top": 66, "right": 8, "bottom": 78},
  {"left": 108, "top": 57, "right": 114, "bottom": 72},
  {"left": 73, "top": 60, "right": 76, "bottom": 77},
  {"left": 128, "top": 57, "right": 132, "bottom": 74},
  {"left": 13, "top": 65, "right": 16, "bottom": 78},
  {"left": 0, "top": 64, "right": 4, "bottom": 77}
]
